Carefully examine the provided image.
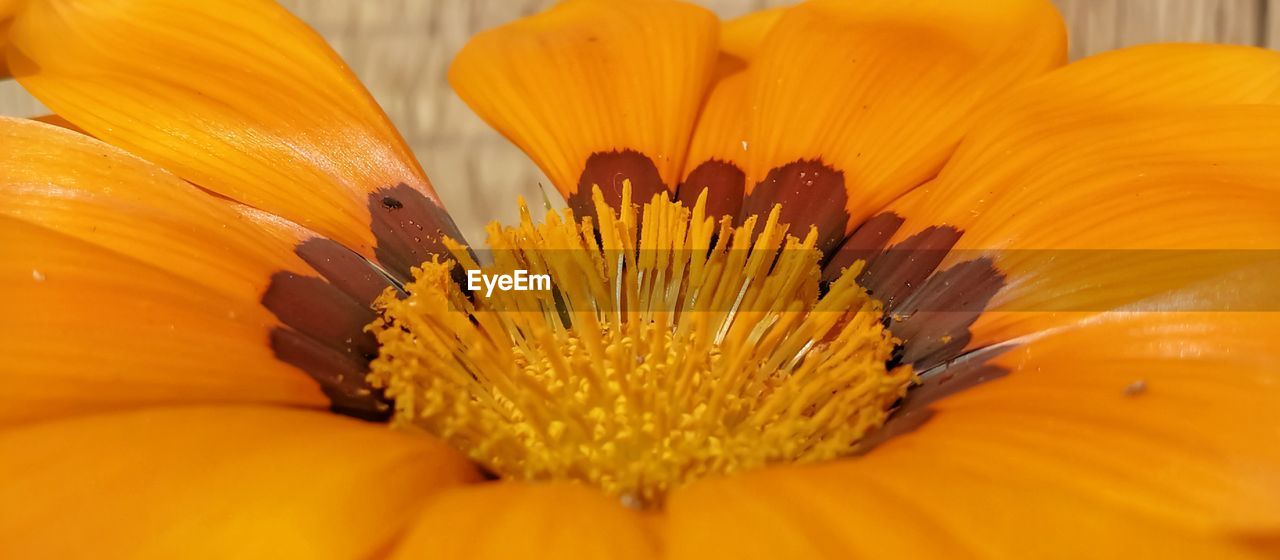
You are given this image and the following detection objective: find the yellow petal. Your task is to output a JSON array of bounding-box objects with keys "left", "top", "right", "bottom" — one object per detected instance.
[
  {"left": 726, "top": 0, "right": 1064, "bottom": 253},
  {"left": 0, "top": 406, "right": 479, "bottom": 558},
  {"left": 6, "top": 0, "right": 462, "bottom": 280},
  {"left": 0, "top": 117, "right": 399, "bottom": 423},
  {"left": 390, "top": 482, "right": 658, "bottom": 559},
  {"left": 668, "top": 312, "right": 1280, "bottom": 559},
  {"left": 449, "top": 0, "right": 719, "bottom": 214}
]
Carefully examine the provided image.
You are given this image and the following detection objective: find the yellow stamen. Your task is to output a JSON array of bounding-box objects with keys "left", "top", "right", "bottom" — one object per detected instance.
[{"left": 368, "top": 183, "right": 913, "bottom": 507}]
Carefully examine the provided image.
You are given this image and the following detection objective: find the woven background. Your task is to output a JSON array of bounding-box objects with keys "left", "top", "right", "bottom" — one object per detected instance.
[{"left": 3, "top": 0, "right": 1278, "bottom": 240}]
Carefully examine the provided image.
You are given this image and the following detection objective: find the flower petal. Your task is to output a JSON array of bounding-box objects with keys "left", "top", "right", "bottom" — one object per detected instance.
[
  {"left": 923, "top": 312, "right": 1280, "bottom": 531},
  {"left": 0, "top": 217, "right": 321, "bottom": 424},
  {"left": 882, "top": 106, "right": 1280, "bottom": 355},
  {"left": 827, "top": 45, "right": 1280, "bottom": 367},
  {"left": 668, "top": 312, "right": 1280, "bottom": 558},
  {"left": 678, "top": 9, "right": 788, "bottom": 218},
  {"left": 0, "top": 117, "right": 397, "bottom": 423},
  {"left": 718, "top": 7, "right": 787, "bottom": 63},
  {"left": 886, "top": 44, "right": 1280, "bottom": 243},
  {"left": 30, "top": 113, "right": 84, "bottom": 132},
  {"left": 390, "top": 482, "right": 658, "bottom": 559},
  {"left": 901, "top": 44, "right": 1280, "bottom": 223},
  {"left": 0, "top": 0, "right": 18, "bottom": 77},
  {"left": 0, "top": 24, "right": 11, "bottom": 78},
  {"left": 671, "top": 458, "right": 1268, "bottom": 559},
  {"left": 3, "top": 118, "right": 301, "bottom": 302},
  {"left": 449, "top": 0, "right": 720, "bottom": 215},
  {"left": 678, "top": 72, "right": 750, "bottom": 219},
  {"left": 0, "top": 405, "right": 478, "bottom": 558},
  {"left": 725, "top": 0, "right": 1065, "bottom": 253},
  {"left": 6, "top": 0, "right": 462, "bottom": 279}
]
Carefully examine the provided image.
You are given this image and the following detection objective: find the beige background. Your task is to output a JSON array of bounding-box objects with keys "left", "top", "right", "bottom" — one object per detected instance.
[{"left": 3, "top": 0, "right": 1278, "bottom": 240}]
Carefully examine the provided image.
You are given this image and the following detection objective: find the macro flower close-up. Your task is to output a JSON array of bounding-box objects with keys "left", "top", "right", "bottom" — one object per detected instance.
[{"left": 2, "top": 0, "right": 1280, "bottom": 557}]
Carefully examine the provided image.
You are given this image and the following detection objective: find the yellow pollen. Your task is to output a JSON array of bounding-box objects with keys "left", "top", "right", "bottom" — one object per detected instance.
[{"left": 367, "top": 183, "right": 913, "bottom": 507}]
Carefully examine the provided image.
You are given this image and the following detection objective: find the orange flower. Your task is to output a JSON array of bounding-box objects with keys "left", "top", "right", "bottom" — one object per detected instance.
[{"left": 3, "top": 0, "right": 1280, "bottom": 557}]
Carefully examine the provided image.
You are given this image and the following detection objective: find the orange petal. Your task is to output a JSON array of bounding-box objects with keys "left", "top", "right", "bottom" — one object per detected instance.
[
  {"left": 0, "top": 217, "right": 325, "bottom": 424},
  {"left": 0, "top": 117, "right": 399, "bottom": 423},
  {"left": 724, "top": 0, "right": 1064, "bottom": 253},
  {"left": 0, "top": 405, "right": 479, "bottom": 558},
  {"left": 678, "top": 71, "right": 750, "bottom": 219},
  {"left": 668, "top": 312, "right": 1280, "bottom": 558},
  {"left": 0, "top": 23, "right": 11, "bottom": 79},
  {"left": 390, "top": 482, "right": 658, "bottom": 559},
  {"left": 922, "top": 312, "right": 1280, "bottom": 531},
  {"left": 6, "top": 0, "right": 462, "bottom": 279},
  {"left": 886, "top": 105, "right": 1280, "bottom": 356},
  {"left": 677, "top": 8, "right": 789, "bottom": 218},
  {"left": 2, "top": 118, "right": 307, "bottom": 302},
  {"left": 832, "top": 46, "right": 1280, "bottom": 364},
  {"left": 29, "top": 113, "right": 85, "bottom": 133},
  {"left": 892, "top": 44, "right": 1280, "bottom": 238},
  {"left": 719, "top": 7, "right": 787, "bottom": 63},
  {"left": 0, "top": 0, "right": 16, "bottom": 77},
  {"left": 671, "top": 458, "right": 1268, "bottom": 559},
  {"left": 449, "top": 0, "right": 720, "bottom": 214}
]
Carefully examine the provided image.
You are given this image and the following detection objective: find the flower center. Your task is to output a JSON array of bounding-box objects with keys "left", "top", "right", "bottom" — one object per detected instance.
[{"left": 368, "top": 184, "right": 913, "bottom": 507}]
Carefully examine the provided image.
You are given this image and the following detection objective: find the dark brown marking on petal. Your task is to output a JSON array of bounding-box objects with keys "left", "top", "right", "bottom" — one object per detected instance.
[
  {"left": 827, "top": 215, "right": 1005, "bottom": 372},
  {"left": 741, "top": 159, "right": 849, "bottom": 256},
  {"left": 296, "top": 237, "right": 397, "bottom": 304},
  {"left": 906, "top": 347, "right": 1011, "bottom": 409},
  {"left": 264, "top": 236, "right": 400, "bottom": 422},
  {"left": 857, "top": 408, "right": 933, "bottom": 454},
  {"left": 269, "top": 329, "right": 391, "bottom": 421},
  {"left": 368, "top": 183, "right": 468, "bottom": 284},
  {"left": 861, "top": 227, "right": 963, "bottom": 310},
  {"left": 889, "top": 257, "right": 1006, "bottom": 372},
  {"left": 676, "top": 159, "right": 745, "bottom": 219},
  {"left": 569, "top": 150, "right": 669, "bottom": 217},
  {"left": 263, "top": 272, "right": 380, "bottom": 360},
  {"left": 833, "top": 218, "right": 1011, "bottom": 450},
  {"left": 857, "top": 346, "right": 1012, "bottom": 453},
  {"left": 823, "top": 212, "right": 905, "bottom": 282}
]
